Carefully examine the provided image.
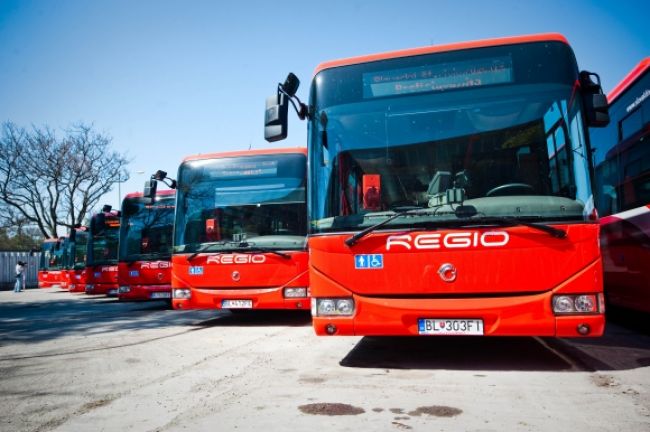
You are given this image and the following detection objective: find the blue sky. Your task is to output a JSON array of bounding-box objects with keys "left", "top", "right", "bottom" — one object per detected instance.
[{"left": 1, "top": 0, "right": 648, "bottom": 211}]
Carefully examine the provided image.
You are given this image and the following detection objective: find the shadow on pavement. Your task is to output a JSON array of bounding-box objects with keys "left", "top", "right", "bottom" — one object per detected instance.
[
  {"left": 542, "top": 308, "right": 650, "bottom": 371},
  {"left": 341, "top": 312, "right": 650, "bottom": 372},
  {"left": 195, "top": 310, "right": 312, "bottom": 328},
  {"left": 340, "top": 336, "right": 575, "bottom": 371},
  {"left": 0, "top": 295, "right": 216, "bottom": 346}
]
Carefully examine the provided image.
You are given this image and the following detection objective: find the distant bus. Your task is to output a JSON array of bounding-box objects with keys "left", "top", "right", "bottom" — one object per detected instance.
[
  {"left": 38, "top": 238, "right": 66, "bottom": 288},
  {"left": 117, "top": 190, "right": 175, "bottom": 301},
  {"left": 66, "top": 227, "right": 89, "bottom": 293},
  {"left": 265, "top": 33, "right": 609, "bottom": 336},
  {"left": 170, "top": 148, "right": 309, "bottom": 311},
  {"left": 591, "top": 57, "right": 650, "bottom": 312},
  {"left": 85, "top": 206, "right": 120, "bottom": 296}
]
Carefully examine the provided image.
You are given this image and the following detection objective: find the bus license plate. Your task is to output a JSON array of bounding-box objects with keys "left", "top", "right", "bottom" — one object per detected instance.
[
  {"left": 222, "top": 299, "right": 252, "bottom": 309},
  {"left": 150, "top": 292, "right": 171, "bottom": 299},
  {"left": 418, "top": 319, "right": 484, "bottom": 335}
]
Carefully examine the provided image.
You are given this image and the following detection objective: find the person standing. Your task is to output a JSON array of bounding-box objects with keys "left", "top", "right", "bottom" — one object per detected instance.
[{"left": 14, "top": 261, "right": 25, "bottom": 293}]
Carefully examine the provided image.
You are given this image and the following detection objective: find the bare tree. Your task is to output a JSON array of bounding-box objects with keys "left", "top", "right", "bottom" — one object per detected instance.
[{"left": 0, "top": 122, "right": 130, "bottom": 238}]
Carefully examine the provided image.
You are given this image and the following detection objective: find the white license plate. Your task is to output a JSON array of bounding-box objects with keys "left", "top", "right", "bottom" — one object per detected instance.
[
  {"left": 222, "top": 299, "right": 252, "bottom": 309},
  {"left": 418, "top": 319, "right": 484, "bottom": 335},
  {"left": 107, "top": 289, "right": 118, "bottom": 296},
  {"left": 150, "top": 292, "right": 171, "bottom": 299}
]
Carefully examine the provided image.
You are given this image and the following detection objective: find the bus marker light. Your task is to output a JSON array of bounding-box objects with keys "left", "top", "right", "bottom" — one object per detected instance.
[
  {"left": 284, "top": 287, "right": 307, "bottom": 298},
  {"left": 173, "top": 289, "right": 191, "bottom": 299}
]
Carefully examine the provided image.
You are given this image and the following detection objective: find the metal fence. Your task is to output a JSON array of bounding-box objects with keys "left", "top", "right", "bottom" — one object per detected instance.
[{"left": 0, "top": 251, "right": 40, "bottom": 290}]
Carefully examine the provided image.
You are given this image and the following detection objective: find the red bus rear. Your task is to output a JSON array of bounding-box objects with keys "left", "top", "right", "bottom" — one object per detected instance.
[
  {"left": 85, "top": 206, "right": 120, "bottom": 296},
  {"left": 265, "top": 34, "right": 609, "bottom": 336},
  {"left": 171, "top": 148, "right": 309, "bottom": 311},
  {"left": 117, "top": 190, "right": 175, "bottom": 301},
  {"left": 591, "top": 58, "right": 650, "bottom": 312}
]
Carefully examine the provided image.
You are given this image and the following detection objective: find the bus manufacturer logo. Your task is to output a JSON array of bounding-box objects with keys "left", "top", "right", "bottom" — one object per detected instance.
[
  {"left": 386, "top": 231, "right": 510, "bottom": 250},
  {"left": 232, "top": 271, "right": 240, "bottom": 281},
  {"left": 189, "top": 266, "right": 204, "bottom": 275},
  {"left": 206, "top": 255, "right": 266, "bottom": 264}
]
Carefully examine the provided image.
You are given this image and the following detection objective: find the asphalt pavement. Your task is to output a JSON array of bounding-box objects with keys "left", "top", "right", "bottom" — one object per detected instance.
[{"left": 1, "top": 287, "right": 649, "bottom": 432}]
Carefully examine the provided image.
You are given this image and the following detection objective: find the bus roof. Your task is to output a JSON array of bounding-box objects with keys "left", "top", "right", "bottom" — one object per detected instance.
[
  {"left": 124, "top": 189, "right": 176, "bottom": 200},
  {"left": 182, "top": 147, "right": 307, "bottom": 163},
  {"left": 607, "top": 57, "right": 650, "bottom": 104},
  {"left": 314, "top": 33, "right": 569, "bottom": 75}
]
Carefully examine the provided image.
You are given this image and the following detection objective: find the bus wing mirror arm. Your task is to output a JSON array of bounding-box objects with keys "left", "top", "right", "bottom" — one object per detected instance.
[{"left": 264, "top": 73, "right": 309, "bottom": 143}]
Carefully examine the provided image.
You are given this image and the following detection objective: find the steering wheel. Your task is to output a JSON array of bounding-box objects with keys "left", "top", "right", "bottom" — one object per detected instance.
[{"left": 485, "top": 183, "right": 535, "bottom": 197}]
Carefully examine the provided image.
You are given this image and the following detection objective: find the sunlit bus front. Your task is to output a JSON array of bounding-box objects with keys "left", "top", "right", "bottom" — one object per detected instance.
[
  {"left": 67, "top": 229, "right": 89, "bottom": 293},
  {"left": 117, "top": 191, "right": 175, "bottom": 301},
  {"left": 85, "top": 209, "right": 120, "bottom": 296},
  {"left": 171, "top": 149, "right": 309, "bottom": 311},
  {"left": 305, "top": 36, "right": 606, "bottom": 336},
  {"left": 38, "top": 239, "right": 66, "bottom": 288}
]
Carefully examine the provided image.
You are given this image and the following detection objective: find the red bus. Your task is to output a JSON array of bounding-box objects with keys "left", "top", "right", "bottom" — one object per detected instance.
[
  {"left": 85, "top": 205, "right": 120, "bottom": 296},
  {"left": 591, "top": 58, "right": 650, "bottom": 313},
  {"left": 38, "top": 238, "right": 67, "bottom": 288},
  {"left": 117, "top": 190, "right": 175, "bottom": 301},
  {"left": 265, "top": 34, "right": 610, "bottom": 336},
  {"left": 170, "top": 148, "right": 309, "bottom": 311},
  {"left": 66, "top": 227, "right": 89, "bottom": 293}
]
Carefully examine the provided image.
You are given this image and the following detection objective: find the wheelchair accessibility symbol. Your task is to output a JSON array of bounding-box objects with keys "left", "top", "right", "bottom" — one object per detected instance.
[{"left": 355, "top": 254, "right": 383, "bottom": 269}]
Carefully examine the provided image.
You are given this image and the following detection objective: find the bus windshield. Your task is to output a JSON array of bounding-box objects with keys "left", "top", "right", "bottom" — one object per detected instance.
[
  {"left": 72, "top": 231, "right": 88, "bottom": 270},
  {"left": 309, "top": 41, "right": 594, "bottom": 233},
  {"left": 119, "top": 195, "right": 175, "bottom": 262},
  {"left": 40, "top": 241, "right": 65, "bottom": 271},
  {"left": 174, "top": 153, "right": 307, "bottom": 253},
  {"left": 88, "top": 216, "right": 120, "bottom": 266}
]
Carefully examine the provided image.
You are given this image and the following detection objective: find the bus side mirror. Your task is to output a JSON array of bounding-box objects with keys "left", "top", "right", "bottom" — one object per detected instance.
[
  {"left": 144, "top": 179, "right": 158, "bottom": 200},
  {"left": 580, "top": 71, "right": 610, "bottom": 128},
  {"left": 264, "top": 92, "right": 289, "bottom": 142}
]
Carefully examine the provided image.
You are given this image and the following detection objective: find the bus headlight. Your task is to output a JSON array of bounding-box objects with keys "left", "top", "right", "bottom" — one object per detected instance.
[
  {"left": 118, "top": 286, "right": 131, "bottom": 294},
  {"left": 85, "top": 284, "right": 95, "bottom": 292},
  {"left": 312, "top": 298, "right": 355, "bottom": 317},
  {"left": 552, "top": 294, "right": 600, "bottom": 314},
  {"left": 173, "top": 289, "right": 191, "bottom": 299},
  {"left": 283, "top": 287, "right": 308, "bottom": 298}
]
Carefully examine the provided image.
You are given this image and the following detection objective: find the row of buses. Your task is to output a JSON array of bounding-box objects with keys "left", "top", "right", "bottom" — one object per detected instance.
[{"left": 37, "top": 34, "right": 648, "bottom": 337}]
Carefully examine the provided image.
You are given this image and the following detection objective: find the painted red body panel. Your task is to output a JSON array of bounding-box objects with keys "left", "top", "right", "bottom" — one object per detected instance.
[
  {"left": 310, "top": 224, "right": 604, "bottom": 337},
  {"left": 600, "top": 206, "right": 650, "bottom": 313},
  {"left": 607, "top": 57, "right": 650, "bottom": 104},
  {"left": 85, "top": 265, "right": 118, "bottom": 295},
  {"left": 182, "top": 147, "right": 307, "bottom": 163},
  {"left": 67, "top": 268, "right": 88, "bottom": 293},
  {"left": 117, "top": 261, "right": 172, "bottom": 301},
  {"left": 314, "top": 33, "right": 568, "bottom": 75},
  {"left": 172, "top": 252, "right": 309, "bottom": 310},
  {"left": 38, "top": 270, "right": 65, "bottom": 288}
]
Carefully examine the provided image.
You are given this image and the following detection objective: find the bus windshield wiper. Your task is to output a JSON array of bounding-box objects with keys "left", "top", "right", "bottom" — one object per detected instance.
[
  {"left": 345, "top": 207, "right": 436, "bottom": 247},
  {"left": 187, "top": 241, "right": 239, "bottom": 261},
  {"left": 457, "top": 215, "right": 567, "bottom": 239},
  {"left": 230, "top": 244, "right": 291, "bottom": 259},
  {"left": 187, "top": 242, "right": 291, "bottom": 261}
]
